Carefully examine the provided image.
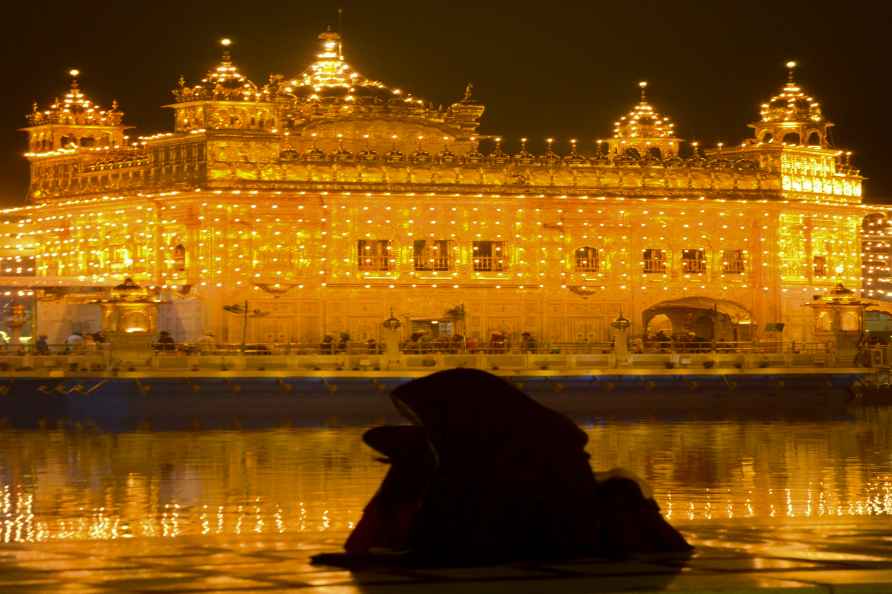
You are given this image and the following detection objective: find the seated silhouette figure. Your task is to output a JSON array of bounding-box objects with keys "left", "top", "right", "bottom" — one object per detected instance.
[{"left": 314, "top": 368, "right": 691, "bottom": 567}]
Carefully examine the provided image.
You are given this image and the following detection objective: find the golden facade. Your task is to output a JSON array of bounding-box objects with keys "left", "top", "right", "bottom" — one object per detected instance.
[{"left": 6, "top": 32, "right": 884, "bottom": 344}]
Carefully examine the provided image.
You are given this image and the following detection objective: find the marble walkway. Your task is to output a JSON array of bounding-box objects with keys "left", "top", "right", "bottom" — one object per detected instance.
[{"left": 1, "top": 521, "right": 892, "bottom": 593}]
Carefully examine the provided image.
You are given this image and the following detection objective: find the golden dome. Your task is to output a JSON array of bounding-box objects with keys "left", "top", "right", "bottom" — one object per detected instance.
[
  {"left": 27, "top": 69, "right": 123, "bottom": 127},
  {"left": 174, "top": 39, "right": 259, "bottom": 102},
  {"left": 759, "top": 61, "right": 824, "bottom": 125},
  {"left": 613, "top": 81, "right": 677, "bottom": 141},
  {"left": 281, "top": 29, "right": 426, "bottom": 108}
]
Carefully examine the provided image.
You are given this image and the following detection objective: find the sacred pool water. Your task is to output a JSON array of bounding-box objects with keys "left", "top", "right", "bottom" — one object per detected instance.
[{"left": 0, "top": 407, "right": 890, "bottom": 543}]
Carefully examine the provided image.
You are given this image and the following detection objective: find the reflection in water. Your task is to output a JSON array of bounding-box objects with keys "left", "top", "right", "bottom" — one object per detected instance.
[{"left": 0, "top": 407, "right": 891, "bottom": 543}]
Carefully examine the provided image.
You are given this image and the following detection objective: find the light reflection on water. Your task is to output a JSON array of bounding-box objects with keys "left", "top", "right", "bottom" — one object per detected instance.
[{"left": 0, "top": 407, "right": 891, "bottom": 543}]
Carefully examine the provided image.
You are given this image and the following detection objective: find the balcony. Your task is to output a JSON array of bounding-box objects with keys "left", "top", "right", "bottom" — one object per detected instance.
[
  {"left": 414, "top": 255, "right": 451, "bottom": 272},
  {"left": 473, "top": 256, "right": 506, "bottom": 273},
  {"left": 358, "top": 255, "right": 391, "bottom": 272}
]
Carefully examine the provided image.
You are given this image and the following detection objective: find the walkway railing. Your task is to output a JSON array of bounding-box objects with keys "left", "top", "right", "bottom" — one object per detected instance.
[{"left": 0, "top": 339, "right": 858, "bottom": 374}]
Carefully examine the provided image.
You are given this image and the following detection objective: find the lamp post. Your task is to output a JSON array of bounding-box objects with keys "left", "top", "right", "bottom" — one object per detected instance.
[{"left": 223, "top": 301, "right": 269, "bottom": 353}]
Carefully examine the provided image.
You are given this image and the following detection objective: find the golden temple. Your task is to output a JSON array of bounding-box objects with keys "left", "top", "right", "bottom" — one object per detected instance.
[{"left": 3, "top": 31, "right": 888, "bottom": 346}]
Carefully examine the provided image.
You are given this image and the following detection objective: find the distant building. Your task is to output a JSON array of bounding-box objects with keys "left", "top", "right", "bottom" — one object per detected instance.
[
  {"left": 4, "top": 32, "right": 884, "bottom": 344},
  {"left": 0, "top": 210, "right": 36, "bottom": 340},
  {"left": 862, "top": 213, "right": 892, "bottom": 301}
]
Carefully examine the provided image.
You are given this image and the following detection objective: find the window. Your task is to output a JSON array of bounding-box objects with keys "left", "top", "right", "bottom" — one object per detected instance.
[
  {"left": 172, "top": 244, "right": 186, "bottom": 272},
  {"left": 682, "top": 249, "right": 706, "bottom": 274},
  {"left": 575, "top": 247, "right": 599, "bottom": 273},
  {"left": 358, "top": 240, "right": 392, "bottom": 272},
  {"left": 643, "top": 249, "right": 666, "bottom": 274},
  {"left": 813, "top": 255, "right": 827, "bottom": 277},
  {"left": 473, "top": 241, "right": 507, "bottom": 272},
  {"left": 414, "top": 240, "right": 452, "bottom": 271},
  {"left": 722, "top": 249, "right": 745, "bottom": 274}
]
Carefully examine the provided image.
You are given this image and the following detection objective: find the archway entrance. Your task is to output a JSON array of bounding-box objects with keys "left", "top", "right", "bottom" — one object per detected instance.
[
  {"left": 646, "top": 313, "right": 672, "bottom": 337},
  {"left": 642, "top": 297, "right": 754, "bottom": 342}
]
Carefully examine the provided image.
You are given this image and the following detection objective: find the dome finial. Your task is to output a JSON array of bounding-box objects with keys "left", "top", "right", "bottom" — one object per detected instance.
[
  {"left": 785, "top": 60, "right": 797, "bottom": 83},
  {"left": 220, "top": 38, "right": 232, "bottom": 61},
  {"left": 68, "top": 68, "right": 80, "bottom": 90},
  {"left": 638, "top": 80, "right": 648, "bottom": 102}
]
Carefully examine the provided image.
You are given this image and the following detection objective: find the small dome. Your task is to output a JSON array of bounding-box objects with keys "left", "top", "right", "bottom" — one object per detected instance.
[
  {"left": 613, "top": 82, "right": 677, "bottom": 141},
  {"left": 28, "top": 69, "right": 123, "bottom": 127},
  {"left": 759, "top": 61, "right": 824, "bottom": 125},
  {"left": 174, "top": 39, "right": 258, "bottom": 102}
]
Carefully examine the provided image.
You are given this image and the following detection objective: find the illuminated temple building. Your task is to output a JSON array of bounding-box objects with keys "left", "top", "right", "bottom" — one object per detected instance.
[{"left": 3, "top": 31, "right": 886, "bottom": 345}]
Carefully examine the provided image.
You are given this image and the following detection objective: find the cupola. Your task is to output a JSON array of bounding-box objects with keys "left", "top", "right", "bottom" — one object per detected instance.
[
  {"left": 23, "top": 69, "right": 127, "bottom": 153},
  {"left": 750, "top": 61, "right": 832, "bottom": 148},
  {"left": 608, "top": 81, "right": 681, "bottom": 159}
]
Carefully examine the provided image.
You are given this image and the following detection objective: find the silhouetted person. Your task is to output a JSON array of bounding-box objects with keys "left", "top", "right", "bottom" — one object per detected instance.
[
  {"left": 320, "top": 335, "right": 334, "bottom": 354},
  {"left": 35, "top": 335, "right": 50, "bottom": 355},
  {"left": 344, "top": 426, "right": 435, "bottom": 554},
  {"left": 392, "top": 369, "right": 602, "bottom": 564},
  {"left": 155, "top": 331, "right": 175, "bottom": 352},
  {"left": 316, "top": 369, "right": 691, "bottom": 567},
  {"left": 595, "top": 468, "right": 691, "bottom": 558}
]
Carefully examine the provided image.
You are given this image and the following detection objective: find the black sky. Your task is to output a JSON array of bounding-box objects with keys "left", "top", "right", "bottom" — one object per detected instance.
[{"left": 1, "top": 0, "right": 889, "bottom": 205}]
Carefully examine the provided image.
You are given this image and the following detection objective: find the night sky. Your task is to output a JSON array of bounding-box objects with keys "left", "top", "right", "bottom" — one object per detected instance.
[{"left": 1, "top": 0, "right": 889, "bottom": 205}]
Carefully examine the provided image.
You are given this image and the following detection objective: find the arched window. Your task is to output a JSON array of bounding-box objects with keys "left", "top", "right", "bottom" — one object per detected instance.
[
  {"left": 575, "top": 247, "right": 599, "bottom": 273},
  {"left": 80, "top": 137, "right": 95, "bottom": 147},
  {"left": 806, "top": 131, "right": 821, "bottom": 146},
  {"left": 172, "top": 244, "right": 186, "bottom": 272},
  {"left": 646, "top": 147, "right": 662, "bottom": 160},
  {"left": 761, "top": 131, "right": 773, "bottom": 143},
  {"left": 782, "top": 132, "right": 801, "bottom": 145},
  {"left": 624, "top": 147, "right": 641, "bottom": 160}
]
